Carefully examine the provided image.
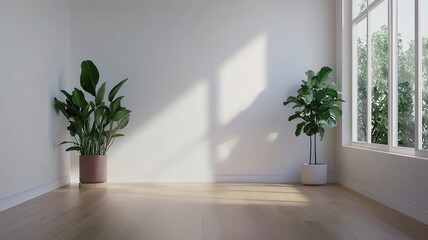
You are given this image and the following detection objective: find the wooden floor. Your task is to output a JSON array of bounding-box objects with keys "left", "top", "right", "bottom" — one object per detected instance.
[{"left": 0, "top": 184, "right": 427, "bottom": 240}]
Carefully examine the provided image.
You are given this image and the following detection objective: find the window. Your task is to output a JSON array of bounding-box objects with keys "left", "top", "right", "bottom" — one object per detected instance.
[
  {"left": 352, "top": 0, "right": 389, "bottom": 146},
  {"left": 352, "top": 0, "right": 428, "bottom": 156}
]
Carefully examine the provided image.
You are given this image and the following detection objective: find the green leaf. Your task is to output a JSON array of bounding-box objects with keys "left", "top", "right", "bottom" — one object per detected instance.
[
  {"left": 331, "top": 105, "right": 342, "bottom": 117},
  {"left": 325, "top": 114, "right": 337, "bottom": 128},
  {"left": 65, "top": 99, "right": 76, "bottom": 108},
  {"left": 315, "top": 88, "right": 339, "bottom": 101},
  {"left": 118, "top": 115, "right": 130, "bottom": 129},
  {"left": 297, "top": 85, "right": 309, "bottom": 96},
  {"left": 303, "top": 123, "right": 313, "bottom": 136},
  {"left": 108, "top": 78, "right": 128, "bottom": 102},
  {"left": 283, "top": 96, "right": 304, "bottom": 107},
  {"left": 308, "top": 76, "right": 319, "bottom": 88},
  {"left": 71, "top": 88, "right": 88, "bottom": 108},
  {"left": 53, "top": 98, "right": 69, "bottom": 119},
  {"left": 325, "top": 88, "right": 339, "bottom": 99},
  {"left": 112, "top": 134, "right": 125, "bottom": 138},
  {"left": 288, "top": 112, "right": 302, "bottom": 121},
  {"left": 73, "top": 117, "right": 84, "bottom": 129},
  {"left": 60, "top": 90, "right": 73, "bottom": 101},
  {"left": 318, "top": 110, "right": 331, "bottom": 121},
  {"left": 318, "top": 66, "right": 332, "bottom": 83},
  {"left": 80, "top": 60, "right": 99, "bottom": 96},
  {"left": 305, "top": 70, "right": 315, "bottom": 81},
  {"left": 110, "top": 96, "right": 125, "bottom": 115},
  {"left": 310, "top": 100, "right": 322, "bottom": 110},
  {"left": 113, "top": 109, "right": 131, "bottom": 122},
  {"left": 57, "top": 141, "right": 76, "bottom": 147},
  {"left": 65, "top": 146, "right": 81, "bottom": 152},
  {"left": 66, "top": 104, "right": 80, "bottom": 117},
  {"left": 319, "top": 127, "right": 325, "bottom": 140},
  {"left": 295, "top": 122, "right": 305, "bottom": 137},
  {"left": 67, "top": 122, "right": 78, "bottom": 136},
  {"left": 96, "top": 82, "right": 106, "bottom": 105}
]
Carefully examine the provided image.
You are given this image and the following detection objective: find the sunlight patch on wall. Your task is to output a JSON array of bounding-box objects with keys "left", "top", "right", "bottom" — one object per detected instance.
[
  {"left": 266, "top": 132, "right": 278, "bottom": 142},
  {"left": 109, "top": 80, "right": 211, "bottom": 176},
  {"left": 217, "top": 33, "right": 267, "bottom": 125}
]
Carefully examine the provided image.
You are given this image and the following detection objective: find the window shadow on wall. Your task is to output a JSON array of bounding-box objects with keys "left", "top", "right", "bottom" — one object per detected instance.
[{"left": 70, "top": 0, "right": 336, "bottom": 182}]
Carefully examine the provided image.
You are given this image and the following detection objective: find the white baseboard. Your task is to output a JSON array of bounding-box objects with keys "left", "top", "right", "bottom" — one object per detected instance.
[
  {"left": 108, "top": 174, "right": 337, "bottom": 183},
  {"left": 0, "top": 176, "right": 70, "bottom": 212},
  {"left": 339, "top": 178, "right": 428, "bottom": 225}
]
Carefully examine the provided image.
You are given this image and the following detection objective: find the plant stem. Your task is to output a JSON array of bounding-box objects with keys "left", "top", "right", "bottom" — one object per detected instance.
[
  {"left": 309, "top": 135, "right": 312, "bottom": 165},
  {"left": 314, "top": 133, "right": 317, "bottom": 165}
]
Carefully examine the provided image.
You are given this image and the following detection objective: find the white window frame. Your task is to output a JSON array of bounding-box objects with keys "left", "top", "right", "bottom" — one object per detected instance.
[
  {"left": 351, "top": 0, "right": 428, "bottom": 157},
  {"left": 414, "top": 0, "right": 428, "bottom": 157}
]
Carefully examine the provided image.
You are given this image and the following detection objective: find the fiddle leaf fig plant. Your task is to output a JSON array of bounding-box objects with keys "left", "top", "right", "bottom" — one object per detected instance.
[
  {"left": 283, "top": 66, "right": 344, "bottom": 165},
  {"left": 54, "top": 60, "right": 131, "bottom": 155}
]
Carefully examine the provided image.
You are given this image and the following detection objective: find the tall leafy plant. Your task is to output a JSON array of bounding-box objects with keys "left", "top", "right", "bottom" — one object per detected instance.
[
  {"left": 283, "top": 67, "right": 344, "bottom": 165},
  {"left": 54, "top": 60, "right": 131, "bottom": 155}
]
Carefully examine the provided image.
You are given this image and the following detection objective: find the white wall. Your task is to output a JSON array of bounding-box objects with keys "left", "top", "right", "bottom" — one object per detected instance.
[
  {"left": 70, "top": 0, "right": 337, "bottom": 182},
  {"left": 0, "top": 0, "right": 70, "bottom": 210},
  {"left": 336, "top": 0, "right": 428, "bottom": 225}
]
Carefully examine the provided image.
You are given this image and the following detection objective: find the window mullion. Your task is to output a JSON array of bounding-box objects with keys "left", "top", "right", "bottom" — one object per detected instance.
[
  {"left": 352, "top": 24, "right": 358, "bottom": 142},
  {"left": 389, "top": 0, "right": 397, "bottom": 149},
  {"left": 415, "top": 0, "right": 422, "bottom": 151},
  {"left": 367, "top": 11, "right": 373, "bottom": 144}
]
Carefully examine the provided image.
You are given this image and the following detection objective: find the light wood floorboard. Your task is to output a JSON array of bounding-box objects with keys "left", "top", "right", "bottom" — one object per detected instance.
[{"left": 0, "top": 183, "right": 427, "bottom": 240}]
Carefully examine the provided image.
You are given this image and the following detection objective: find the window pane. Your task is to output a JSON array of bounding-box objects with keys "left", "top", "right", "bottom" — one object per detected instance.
[
  {"left": 397, "top": 0, "right": 415, "bottom": 148},
  {"left": 370, "top": 0, "right": 388, "bottom": 145},
  {"left": 356, "top": 18, "right": 368, "bottom": 142},
  {"left": 422, "top": 0, "right": 428, "bottom": 149},
  {"left": 353, "top": 0, "right": 368, "bottom": 18}
]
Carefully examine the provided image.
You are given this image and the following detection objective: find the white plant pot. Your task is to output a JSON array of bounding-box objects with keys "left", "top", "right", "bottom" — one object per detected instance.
[{"left": 301, "top": 163, "right": 327, "bottom": 185}]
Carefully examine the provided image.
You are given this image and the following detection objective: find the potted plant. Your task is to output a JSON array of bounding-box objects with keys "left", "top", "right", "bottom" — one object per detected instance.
[
  {"left": 283, "top": 66, "right": 344, "bottom": 185},
  {"left": 54, "top": 60, "right": 131, "bottom": 184}
]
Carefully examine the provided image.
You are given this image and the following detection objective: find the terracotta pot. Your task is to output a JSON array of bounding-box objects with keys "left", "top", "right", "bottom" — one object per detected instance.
[
  {"left": 79, "top": 155, "right": 107, "bottom": 183},
  {"left": 301, "top": 163, "right": 327, "bottom": 185}
]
